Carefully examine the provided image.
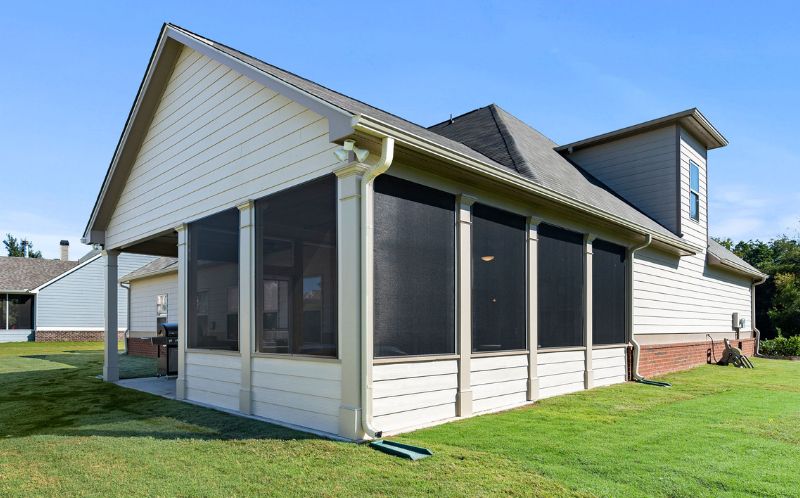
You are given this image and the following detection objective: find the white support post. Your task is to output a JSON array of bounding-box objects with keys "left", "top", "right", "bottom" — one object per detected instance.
[
  {"left": 456, "top": 194, "right": 476, "bottom": 417},
  {"left": 102, "top": 249, "right": 120, "bottom": 382},
  {"left": 238, "top": 201, "right": 255, "bottom": 414},
  {"left": 335, "top": 163, "right": 369, "bottom": 440},
  {"left": 584, "top": 234, "right": 595, "bottom": 389},
  {"left": 527, "top": 218, "right": 541, "bottom": 401},
  {"left": 175, "top": 224, "right": 188, "bottom": 400}
]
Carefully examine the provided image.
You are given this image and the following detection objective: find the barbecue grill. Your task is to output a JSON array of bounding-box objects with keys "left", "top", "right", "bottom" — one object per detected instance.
[{"left": 150, "top": 322, "right": 178, "bottom": 376}]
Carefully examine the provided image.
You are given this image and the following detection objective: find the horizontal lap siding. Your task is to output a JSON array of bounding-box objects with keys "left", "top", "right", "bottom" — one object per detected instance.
[
  {"left": 36, "top": 254, "right": 155, "bottom": 329},
  {"left": 634, "top": 247, "right": 752, "bottom": 335},
  {"left": 592, "top": 347, "right": 626, "bottom": 386},
  {"left": 538, "top": 350, "right": 585, "bottom": 398},
  {"left": 251, "top": 357, "right": 341, "bottom": 435},
  {"left": 568, "top": 126, "right": 678, "bottom": 233},
  {"left": 372, "top": 360, "right": 457, "bottom": 433},
  {"left": 129, "top": 273, "right": 178, "bottom": 336},
  {"left": 105, "top": 46, "right": 339, "bottom": 249},
  {"left": 470, "top": 355, "right": 528, "bottom": 413},
  {"left": 185, "top": 352, "right": 241, "bottom": 411}
]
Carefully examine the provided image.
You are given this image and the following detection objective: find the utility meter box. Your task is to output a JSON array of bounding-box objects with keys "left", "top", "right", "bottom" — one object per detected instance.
[{"left": 732, "top": 312, "right": 740, "bottom": 330}]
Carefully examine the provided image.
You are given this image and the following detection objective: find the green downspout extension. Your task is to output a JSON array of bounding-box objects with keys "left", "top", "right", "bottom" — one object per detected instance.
[{"left": 628, "top": 234, "right": 671, "bottom": 388}]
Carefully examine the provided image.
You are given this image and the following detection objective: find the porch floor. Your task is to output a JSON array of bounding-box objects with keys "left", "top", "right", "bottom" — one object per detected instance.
[{"left": 116, "top": 376, "right": 176, "bottom": 399}]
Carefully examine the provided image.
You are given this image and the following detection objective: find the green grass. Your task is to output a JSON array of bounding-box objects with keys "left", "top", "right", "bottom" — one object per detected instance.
[{"left": 1, "top": 342, "right": 798, "bottom": 497}]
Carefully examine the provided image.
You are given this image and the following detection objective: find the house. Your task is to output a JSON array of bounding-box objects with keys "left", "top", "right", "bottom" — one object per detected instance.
[
  {"left": 119, "top": 257, "right": 178, "bottom": 357},
  {"left": 0, "top": 241, "right": 154, "bottom": 342},
  {"left": 83, "top": 23, "right": 766, "bottom": 440}
]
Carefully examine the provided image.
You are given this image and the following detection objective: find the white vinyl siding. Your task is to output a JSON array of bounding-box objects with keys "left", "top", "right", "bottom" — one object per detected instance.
[
  {"left": 470, "top": 354, "right": 529, "bottom": 413},
  {"left": 372, "top": 360, "right": 458, "bottom": 434},
  {"left": 679, "top": 128, "right": 708, "bottom": 247},
  {"left": 634, "top": 247, "right": 752, "bottom": 335},
  {"left": 251, "top": 357, "right": 341, "bottom": 436},
  {"left": 538, "top": 350, "right": 586, "bottom": 399},
  {"left": 567, "top": 126, "right": 679, "bottom": 233},
  {"left": 128, "top": 272, "right": 178, "bottom": 337},
  {"left": 35, "top": 253, "right": 155, "bottom": 330},
  {"left": 592, "top": 347, "right": 627, "bottom": 387},
  {"left": 185, "top": 352, "right": 241, "bottom": 411},
  {"left": 104, "top": 46, "right": 339, "bottom": 250}
]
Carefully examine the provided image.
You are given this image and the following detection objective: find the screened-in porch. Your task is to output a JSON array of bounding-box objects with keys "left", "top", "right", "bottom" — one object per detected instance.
[{"left": 0, "top": 293, "right": 34, "bottom": 342}]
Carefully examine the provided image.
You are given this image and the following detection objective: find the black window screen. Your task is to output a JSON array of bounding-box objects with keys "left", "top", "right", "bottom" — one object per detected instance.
[
  {"left": 188, "top": 208, "right": 240, "bottom": 351},
  {"left": 373, "top": 175, "right": 456, "bottom": 357},
  {"left": 7, "top": 294, "right": 33, "bottom": 330},
  {"left": 255, "top": 175, "right": 337, "bottom": 357},
  {"left": 538, "top": 223, "right": 584, "bottom": 348},
  {"left": 472, "top": 204, "right": 526, "bottom": 352},
  {"left": 593, "top": 239, "right": 627, "bottom": 345}
]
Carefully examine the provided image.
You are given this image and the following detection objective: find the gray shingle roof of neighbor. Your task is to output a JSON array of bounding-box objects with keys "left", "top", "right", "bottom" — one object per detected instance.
[
  {"left": 120, "top": 256, "right": 177, "bottom": 283},
  {"left": 707, "top": 238, "right": 765, "bottom": 277},
  {"left": 0, "top": 257, "right": 79, "bottom": 292}
]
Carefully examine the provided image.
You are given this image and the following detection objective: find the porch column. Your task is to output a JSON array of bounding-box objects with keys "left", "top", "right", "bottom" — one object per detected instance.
[
  {"left": 527, "top": 218, "right": 541, "bottom": 401},
  {"left": 238, "top": 201, "right": 255, "bottom": 414},
  {"left": 175, "top": 224, "right": 188, "bottom": 400},
  {"left": 335, "top": 162, "right": 369, "bottom": 440},
  {"left": 102, "top": 248, "right": 120, "bottom": 382},
  {"left": 456, "top": 194, "right": 476, "bottom": 417},
  {"left": 584, "top": 234, "right": 595, "bottom": 389}
]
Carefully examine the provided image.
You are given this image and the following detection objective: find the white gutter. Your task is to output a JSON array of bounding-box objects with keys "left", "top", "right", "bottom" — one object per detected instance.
[
  {"left": 628, "top": 234, "right": 652, "bottom": 381},
  {"left": 351, "top": 114, "right": 700, "bottom": 256},
  {"left": 360, "top": 136, "right": 395, "bottom": 439},
  {"left": 752, "top": 273, "right": 768, "bottom": 356}
]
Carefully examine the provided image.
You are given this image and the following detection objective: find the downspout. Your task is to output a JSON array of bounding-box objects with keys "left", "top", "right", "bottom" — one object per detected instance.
[
  {"left": 752, "top": 274, "right": 768, "bottom": 356},
  {"left": 627, "top": 234, "right": 670, "bottom": 386},
  {"left": 360, "top": 136, "right": 395, "bottom": 439},
  {"left": 121, "top": 282, "right": 131, "bottom": 354}
]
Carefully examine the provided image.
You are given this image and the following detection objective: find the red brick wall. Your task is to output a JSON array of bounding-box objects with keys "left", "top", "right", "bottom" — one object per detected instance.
[
  {"left": 127, "top": 338, "right": 161, "bottom": 358},
  {"left": 628, "top": 338, "right": 756, "bottom": 378},
  {"left": 35, "top": 330, "right": 125, "bottom": 342}
]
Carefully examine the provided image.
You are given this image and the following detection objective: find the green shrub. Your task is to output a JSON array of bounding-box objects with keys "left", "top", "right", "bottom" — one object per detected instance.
[{"left": 760, "top": 335, "right": 800, "bottom": 356}]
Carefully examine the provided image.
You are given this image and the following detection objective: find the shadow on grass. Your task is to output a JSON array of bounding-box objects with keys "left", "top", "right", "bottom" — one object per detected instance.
[{"left": 0, "top": 350, "right": 318, "bottom": 443}]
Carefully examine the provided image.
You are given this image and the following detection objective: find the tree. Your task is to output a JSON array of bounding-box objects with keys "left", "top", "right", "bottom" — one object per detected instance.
[
  {"left": 713, "top": 233, "right": 800, "bottom": 338},
  {"left": 3, "top": 234, "right": 43, "bottom": 258}
]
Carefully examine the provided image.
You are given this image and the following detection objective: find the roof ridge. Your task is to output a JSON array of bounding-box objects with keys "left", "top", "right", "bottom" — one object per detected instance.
[{"left": 487, "top": 104, "right": 522, "bottom": 173}]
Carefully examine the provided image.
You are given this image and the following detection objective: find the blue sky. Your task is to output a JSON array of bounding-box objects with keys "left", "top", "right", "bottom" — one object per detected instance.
[{"left": 1, "top": 1, "right": 798, "bottom": 258}]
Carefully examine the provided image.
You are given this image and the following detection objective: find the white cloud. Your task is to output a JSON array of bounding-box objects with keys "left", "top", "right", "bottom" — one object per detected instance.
[{"left": 709, "top": 183, "right": 800, "bottom": 241}]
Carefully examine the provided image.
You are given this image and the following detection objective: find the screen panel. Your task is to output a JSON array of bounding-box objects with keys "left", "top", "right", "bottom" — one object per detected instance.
[
  {"left": 592, "top": 239, "right": 627, "bottom": 345},
  {"left": 538, "top": 223, "right": 584, "bottom": 348},
  {"left": 373, "top": 175, "right": 456, "bottom": 357},
  {"left": 188, "top": 208, "right": 240, "bottom": 351},
  {"left": 472, "top": 203, "right": 526, "bottom": 352}
]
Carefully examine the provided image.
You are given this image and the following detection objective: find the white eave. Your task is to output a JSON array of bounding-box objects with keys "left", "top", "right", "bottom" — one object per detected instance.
[{"left": 706, "top": 252, "right": 767, "bottom": 280}]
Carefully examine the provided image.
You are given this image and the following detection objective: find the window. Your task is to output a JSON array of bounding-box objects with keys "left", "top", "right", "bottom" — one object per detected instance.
[
  {"left": 0, "top": 296, "right": 5, "bottom": 330},
  {"left": 592, "top": 239, "right": 627, "bottom": 345},
  {"left": 538, "top": 224, "right": 584, "bottom": 348},
  {"left": 188, "top": 208, "right": 240, "bottom": 351},
  {"left": 373, "top": 175, "right": 456, "bottom": 357},
  {"left": 690, "top": 162, "right": 700, "bottom": 222},
  {"left": 156, "top": 294, "right": 168, "bottom": 330},
  {"left": 255, "top": 175, "right": 337, "bottom": 357},
  {"left": 472, "top": 203, "right": 527, "bottom": 352}
]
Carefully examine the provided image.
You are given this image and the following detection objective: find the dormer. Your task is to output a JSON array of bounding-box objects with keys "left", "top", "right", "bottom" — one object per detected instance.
[{"left": 557, "top": 109, "right": 727, "bottom": 248}]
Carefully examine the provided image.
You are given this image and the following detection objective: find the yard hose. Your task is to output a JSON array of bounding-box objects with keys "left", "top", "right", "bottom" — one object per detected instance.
[{"left": 634, "top": 378, "right": 672, "bottom": 387}]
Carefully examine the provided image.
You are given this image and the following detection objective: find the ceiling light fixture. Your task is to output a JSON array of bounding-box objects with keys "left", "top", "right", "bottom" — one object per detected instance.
[{"left": 481, "top": 255, "right": 495, "bottom": 262}]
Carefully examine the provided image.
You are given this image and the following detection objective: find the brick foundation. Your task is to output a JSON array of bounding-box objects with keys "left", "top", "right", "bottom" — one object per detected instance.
[
  {"left": 35, "top": 330, "right": 125, "bottom": 342},
  {"left": 126, "top": 338, "right": 161, "bottom": 358},
  {"left": 628, "top": 338, "right": 756, "bottom": 378}
]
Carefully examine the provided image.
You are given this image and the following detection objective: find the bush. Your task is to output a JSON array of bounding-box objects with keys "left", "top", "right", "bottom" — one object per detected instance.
[{"left": 760, "top": 335, "right": 800, "bottom": 357}]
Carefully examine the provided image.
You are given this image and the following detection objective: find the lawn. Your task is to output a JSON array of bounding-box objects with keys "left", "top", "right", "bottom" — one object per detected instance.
[{"left": 0, "top": 343, "right": 798, "bottom": 497}]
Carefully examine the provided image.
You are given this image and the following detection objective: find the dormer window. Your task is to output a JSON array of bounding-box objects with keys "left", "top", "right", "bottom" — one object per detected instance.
[{"left": 689, "top": 162, "right": 700, "bottom": 222}]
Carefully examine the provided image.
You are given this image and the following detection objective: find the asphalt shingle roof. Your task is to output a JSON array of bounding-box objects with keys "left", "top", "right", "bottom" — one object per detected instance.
[
  {"left": 0, "top": 257, "right": 78, "bottom": 292},
  {"left": 120, "top": 257, "right": 177, "bottom": 283},
  {"left": 707, "top": 239, "right": 764, "bottom": 276}
]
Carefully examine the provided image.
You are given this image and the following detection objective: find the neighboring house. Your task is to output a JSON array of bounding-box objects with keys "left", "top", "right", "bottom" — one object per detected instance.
[
  {"left": 83, "top": 24, "right": 766, "bottom": 440},
  {"left": 119, "top": 257, "right": 178, "bottom": 357},
  {"left": 0, "top": 241, "right": 154, "bottom": 342}
]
